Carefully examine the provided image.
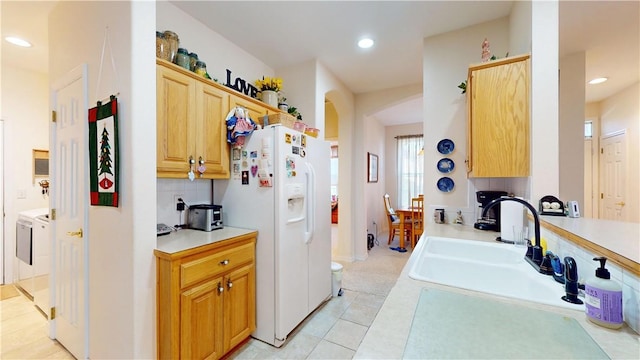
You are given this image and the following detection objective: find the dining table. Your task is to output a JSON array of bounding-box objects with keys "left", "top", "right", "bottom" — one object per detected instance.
[{"left": 394, "top": 208, "right": 418, "bottom": 252}]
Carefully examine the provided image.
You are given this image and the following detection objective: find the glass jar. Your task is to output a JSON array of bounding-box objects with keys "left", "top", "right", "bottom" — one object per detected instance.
[
  {"left": 189, "top": 52, "right": 199, "bottom": 72},
  {"left": 155, "top": 31, "right": 169, "bottom": 60},
  {"left": 194, "top": 61, "right": 207, "bottom": 77},
  {"left": 175, "top": 48, "right": 190, "bottom": 69},
  {"left": 163, "top": 30, "right": 179, "bottom": 63}
]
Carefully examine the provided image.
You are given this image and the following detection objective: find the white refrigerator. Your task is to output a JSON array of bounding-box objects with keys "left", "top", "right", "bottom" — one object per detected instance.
[{"left": 214, "top": 124, "right": 332, "bottom": 347}]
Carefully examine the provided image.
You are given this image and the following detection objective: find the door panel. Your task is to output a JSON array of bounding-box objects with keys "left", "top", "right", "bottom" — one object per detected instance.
[
  {"left": 156, "top": 66, "right": 196, "bottom": 173},
  {"left": 600, "top": 133, "right": 626, "bottom": 221},
  {"left": 224, "top": 264, "right": 255, "bottom": 352},
  {"left": 197, "top": 83, "right": 230, "bottom": 177},
  {"left": 52, "top": 65, "right": 88, "bottom": 359},
  {"left": 181, "top": 279, "right": 223, "bottom": 360}
]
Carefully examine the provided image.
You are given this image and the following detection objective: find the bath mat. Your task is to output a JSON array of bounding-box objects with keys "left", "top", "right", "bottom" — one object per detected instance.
[
  {"left": 404, "top": 288, "right": 609, "bottom": 359},
  {"left": 0, "top": 284, "right": 20, "bottom": 301}
]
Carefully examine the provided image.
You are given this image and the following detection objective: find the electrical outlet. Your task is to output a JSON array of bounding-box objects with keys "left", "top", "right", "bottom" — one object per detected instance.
[{"left": 174, "top": 194, "right": 184, "bottom": 211}]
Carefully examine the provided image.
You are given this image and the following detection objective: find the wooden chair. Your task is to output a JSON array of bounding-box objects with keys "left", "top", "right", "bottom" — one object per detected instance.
[
  {"left": 383, "top": 194, "right": 410, "bottom": 245},
  {"left": 410, "top": 196, "right": 424, "bottom": 248}
]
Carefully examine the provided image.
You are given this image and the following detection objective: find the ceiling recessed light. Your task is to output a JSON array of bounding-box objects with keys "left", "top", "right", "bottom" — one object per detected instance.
[
  {"left": 588, "top": 77, "right": 608, "bottom": 85},
  {"left": 358, "top": 38, "right": 374, "bottom": 49},
  {"left": 5, "top": 36, "right": 32, "bottom": 48}
]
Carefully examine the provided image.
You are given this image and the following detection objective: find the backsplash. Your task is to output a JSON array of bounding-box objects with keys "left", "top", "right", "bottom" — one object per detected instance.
[
  {"left": 157, "top": 179, "right": 212, "bottom": 226},
  {"left": 426, "top": 177, "right": 530, "bottom": 225},
  {"left": 538, "top": 224, "right": 640, "bottom": 334}
]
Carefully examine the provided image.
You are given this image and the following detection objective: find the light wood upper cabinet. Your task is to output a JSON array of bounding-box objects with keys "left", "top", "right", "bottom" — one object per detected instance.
[
  {"left": 197, "top": 82, "right": 230, "bottom": 178},
  {"left": 466, "top": 54, "right": 530, "bottom": 178},
  {"left": 157, "top": 59, "right": 279, "bottom": 178},
  {"left": 156, "top": 64, "right": 196, "bottom": 175},
  {"left": 156, "top": 59, "right": 231, "bottom": 179}
]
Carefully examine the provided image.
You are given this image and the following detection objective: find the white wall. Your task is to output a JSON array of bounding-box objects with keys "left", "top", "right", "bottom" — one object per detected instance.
[
  {"left": 599, "top": 82, "right": 640, "bottom": 222},
  {"left": 1, "top": 66, "right": 50, "bottom": 284},
  {"left": 49, "top": 1, "right": 156, "bottom": 358},
  {"left": 559, "top": 52, "right": 586, "bottom": 208},
  {"left": 530, "top": 0, "right": 560, "bottom": 203},
  {"left": 509, "top": 0, "right": 532, "bottom": 56},
  {"left": 354, "top": 84, "right": 421, "bottom": 258},
  {"left": 423, "top": 17, "right": 510, "bottom": 221},
  {"left": 364, "top": 115, "right": 385, "bottom": 238},
  {"left": 315, "top": 63, "right": 357, "bottom": 261},
  {"left": 156, "top": 2, "right": 274, "bottom": 91}
]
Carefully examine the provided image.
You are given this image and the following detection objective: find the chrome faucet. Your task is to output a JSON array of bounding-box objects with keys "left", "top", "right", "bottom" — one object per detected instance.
[{"left": 482, "top": 197, "right": 544, "bottom": 270}]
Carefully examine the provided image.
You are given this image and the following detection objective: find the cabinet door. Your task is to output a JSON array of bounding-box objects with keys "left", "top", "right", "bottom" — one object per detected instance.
[
  {"left": 223, "top": 263, "right": 256, "bottom": 353},
  {"left": 157, "top": 66, "right": 196, "bottom": 176},
  {"left": 469, "top": 57, "right": 529, "bottom": 177},
  {"left": 196, "top": 82, "right": 230, "bottom": 179},
  {"left": 229, "top": 96, "right": 269, "bottom": 126},
  {"left": 180, "top": 279, "right": 224, "bottom": 360}
]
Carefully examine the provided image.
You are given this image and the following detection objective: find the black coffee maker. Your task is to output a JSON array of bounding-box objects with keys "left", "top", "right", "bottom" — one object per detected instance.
[{"left": 474, "top": 190, "right": 508, "bottom": 231}]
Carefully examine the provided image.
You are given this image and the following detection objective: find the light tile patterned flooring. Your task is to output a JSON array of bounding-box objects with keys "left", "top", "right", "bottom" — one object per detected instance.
[
  {"left": 1, "top": 228, "right": 408, "bottom": 359},
  {"left": 0, "top": 289, "right": 74, "bottom": 359}
]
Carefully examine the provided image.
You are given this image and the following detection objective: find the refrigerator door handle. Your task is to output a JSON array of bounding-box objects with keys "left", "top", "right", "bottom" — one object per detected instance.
[{"left": 304, "top": 163, "right": 315, "bottom": 244}]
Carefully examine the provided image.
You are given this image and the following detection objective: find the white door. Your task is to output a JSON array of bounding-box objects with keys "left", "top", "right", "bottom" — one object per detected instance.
[
  {"left": 0, "top": 120, "right": 4, "bottom": 284},
  {"left": 600, "top": 131, "right": 627, "bottom": 221},
  {"left": 51, "top": 64, "right": 89, "bottom": 359}
]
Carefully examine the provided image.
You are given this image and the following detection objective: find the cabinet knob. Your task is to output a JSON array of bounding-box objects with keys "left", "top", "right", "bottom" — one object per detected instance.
[
  {"left": 227, "top": 279, "right": 233, "bottom": 290},
  {"left": 220, "top": 259, "right": 229, "bottom": 266},
  {"left": 217, "top": 282, "right": 224, "bottom": 294}
]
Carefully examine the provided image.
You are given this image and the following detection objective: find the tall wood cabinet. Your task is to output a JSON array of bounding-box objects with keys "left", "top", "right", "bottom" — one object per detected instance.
[
  {"left": 155, "top": 233, "right": 256, "bottom": 360},
  {"left": 466, "top": 54, "right": 530, "bottom": 178}
]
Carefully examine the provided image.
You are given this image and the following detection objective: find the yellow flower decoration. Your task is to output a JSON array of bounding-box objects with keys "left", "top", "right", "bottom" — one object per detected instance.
[{"left": 255, "top": 76, "right": 283, "bottom": 92}]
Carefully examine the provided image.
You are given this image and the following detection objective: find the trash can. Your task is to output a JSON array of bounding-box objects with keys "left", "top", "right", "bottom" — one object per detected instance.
[{"left": 331, "top": 262, "right": 343, "bottom": 297}]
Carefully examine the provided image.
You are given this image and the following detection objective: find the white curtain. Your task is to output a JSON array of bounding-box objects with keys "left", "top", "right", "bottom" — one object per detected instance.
[{"left": 397, "top": 135, "right": 424, "bottom": 209}]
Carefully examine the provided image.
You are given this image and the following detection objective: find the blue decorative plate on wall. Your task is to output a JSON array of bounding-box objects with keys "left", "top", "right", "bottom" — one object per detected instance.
[
  {"left": 437, "top": 158, "right": 455, "bottom": 173},
  {"left": 437, "top": 177, "right": 455, "bottom": 192},
  {"left": 437, "top": 139, "right": 455, "bottom": 154}
]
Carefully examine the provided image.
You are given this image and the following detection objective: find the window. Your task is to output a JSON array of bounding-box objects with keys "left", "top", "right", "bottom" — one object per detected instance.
[
  {"left": 396, "top": 135, "right": 424, "bottom": 209},
  {"left": 584, "top": 121, "right": 593, "bottom": 139}
]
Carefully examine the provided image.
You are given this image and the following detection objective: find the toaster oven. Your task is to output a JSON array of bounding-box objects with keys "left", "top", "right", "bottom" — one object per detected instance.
[{"left": 188, "top": 204, "right": 223, "bottom": 231}]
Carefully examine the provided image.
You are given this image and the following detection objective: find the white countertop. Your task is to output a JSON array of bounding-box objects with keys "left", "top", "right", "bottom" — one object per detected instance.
[
  {"left": 355, "top": 224, "right": 640, "bottom": 359},
  {"left": 155, "top": 227, "right": 257, "bottom": 254},
  {"left": 540, "top": 216, "right": 640, "bottom": 263}
]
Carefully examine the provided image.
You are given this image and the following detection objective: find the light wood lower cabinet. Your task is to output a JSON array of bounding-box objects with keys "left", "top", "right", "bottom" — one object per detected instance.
[{"left": 155, "top": 235, "right": 256, "bottom": 360}]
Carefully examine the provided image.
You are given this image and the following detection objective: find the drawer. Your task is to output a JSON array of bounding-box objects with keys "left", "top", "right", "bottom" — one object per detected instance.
[{"left": 180, "top": 242, "right": 254, "bottom": 289}]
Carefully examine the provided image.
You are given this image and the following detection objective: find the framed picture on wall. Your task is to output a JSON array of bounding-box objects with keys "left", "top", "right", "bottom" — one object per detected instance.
[
  {"left": 33, "top": 149, "right": 49, "bottom": 183},
  {"left": 367, "top": 152, "right": 378, "bottom": 183}
]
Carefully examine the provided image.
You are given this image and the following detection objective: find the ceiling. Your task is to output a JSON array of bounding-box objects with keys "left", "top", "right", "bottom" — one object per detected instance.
[{"left": 2, "top": 1, "right": 638, "bottom": 127}]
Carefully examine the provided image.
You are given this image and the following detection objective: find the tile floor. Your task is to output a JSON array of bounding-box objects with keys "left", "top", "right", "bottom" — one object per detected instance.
[
  {"left": 0, "top": 289, "right": 74, "bottom": 359},
  {"left": 229, "top": 229, "right": 409, "bottom": 359},
  {"left": 0, "top": 228, "right": 409, "bottom": 359}
]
